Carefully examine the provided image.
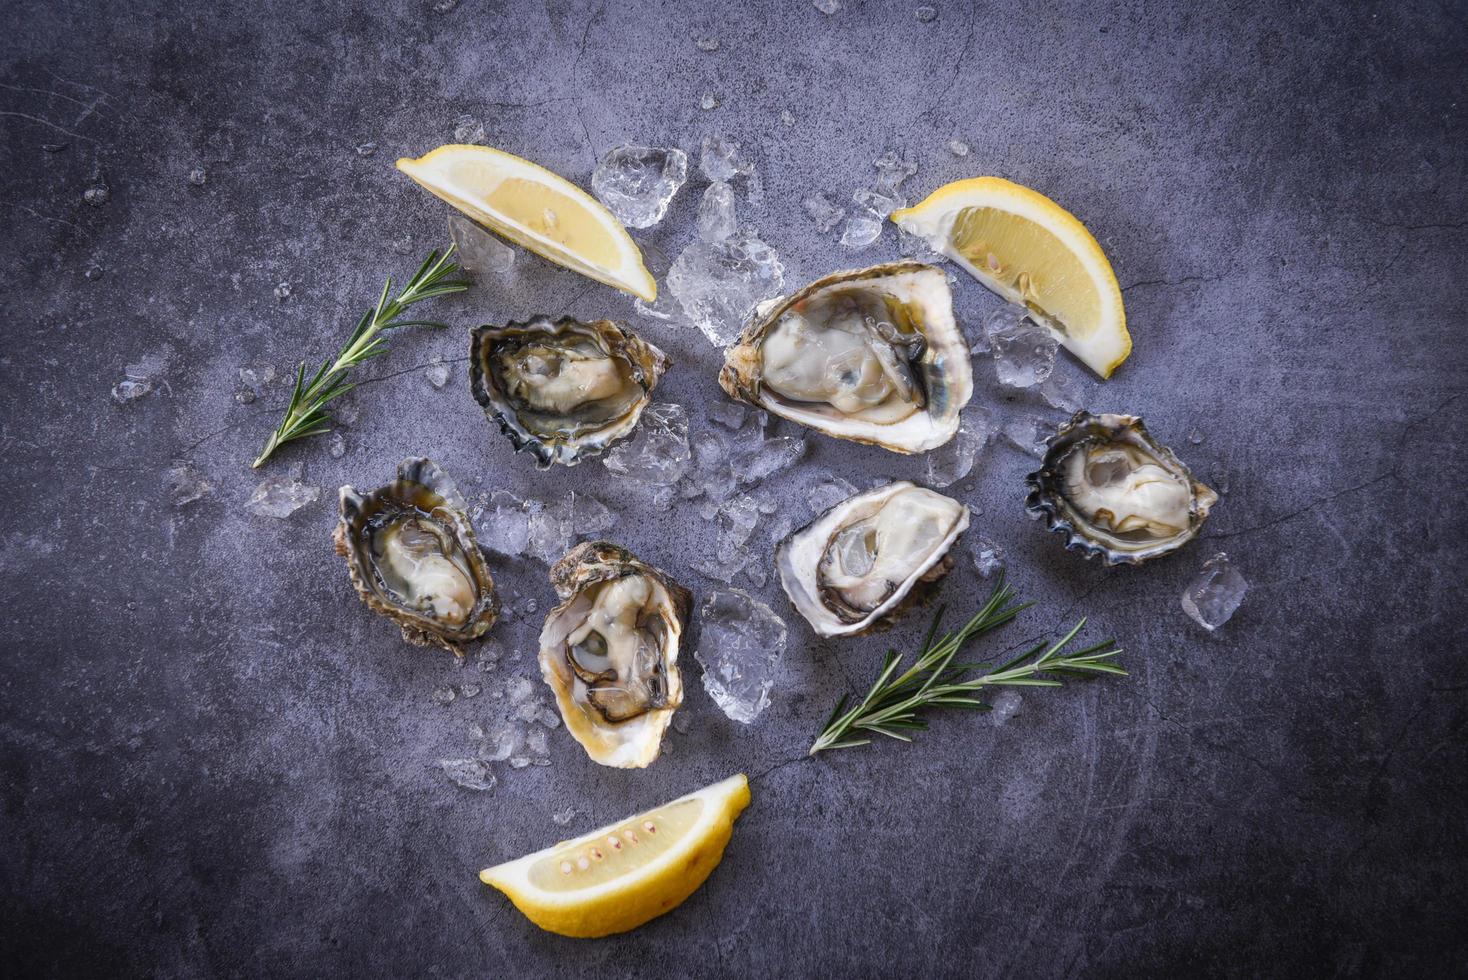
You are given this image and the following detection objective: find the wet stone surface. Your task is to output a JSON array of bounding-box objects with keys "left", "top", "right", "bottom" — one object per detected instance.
[{"left": 2, "top": 2, "right": 1465, "bottom": 977}]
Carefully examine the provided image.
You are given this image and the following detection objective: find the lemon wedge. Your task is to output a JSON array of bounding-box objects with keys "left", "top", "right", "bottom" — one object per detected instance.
[
  {"left": 480, "top": 773, "right": 750, "bottom": 938},
  {"left": 397, "top": 144, "right": 657, "bottom": 302},
  {"left": 892, "top": 177, "right": 1130, "bottom": 378}
]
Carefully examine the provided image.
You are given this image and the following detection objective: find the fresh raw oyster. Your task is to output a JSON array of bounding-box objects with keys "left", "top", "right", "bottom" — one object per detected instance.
[
  {"left": 538, "top": 541, "right": 690, "bottom": 768},
  {"left": 1025, "top": 411, "right": 1217, "bottom": 565},
  {"left": 719, "top": 262, "right": 972, "bottom": 453},
  {"left": 776, "top": 481, "right": 969, "bottom": 637},
  {"left": 470, "top": 315, "right": 670, "bottom": 467},
  {"left": 334, "top": 458, "right": 498, "bottom": 651}
]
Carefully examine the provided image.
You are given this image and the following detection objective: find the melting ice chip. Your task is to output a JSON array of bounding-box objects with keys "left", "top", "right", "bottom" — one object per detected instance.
[
  {"left": 525, "top": 491, "right": 614, "bottom": 563},
  {"left": 986, "top": 305, "right": 1057, "bottom": 389},
  {"left": 590, "top": 145, "right": 688, "bottom": 229},
  {"left": 695, "top": 588, "right": 789, "bottom": 723},
  {"left": 697, "top": 181, "right": 738, "bottom": 243},
  {"left": 424, "top": 355, "right": 452, "bottom": 389},
  {"left": 926, "top": 407, "right": 992, "bottom": 488},
  {"left": 448, "top": 215, "right": 515, "bottom": 277},
  {"left": 1002, "top": 414, "right": 1053, "bottom": 457},
  {"left": 666, "top": 234, "right": 785, "bottom": 347},
  {"left": 803, "top": 193, "right": 846, "bottom": 234},
  {"left": 970, "top": 535, "right": 1005, "bottom": 578},
  {"left": 1181, "top": 552, "right": 1248, "bottom": 631},
  {"left": 245, "top": 464, "right": 320, "bottom": 519},
  {"left": 439, "top": 758, "right": 496, "bottom": 791},
  {"left": 474, "top": 489, "right": 533, "bottom": 556},
  {"left": 839, "top": 210, "right": 883, "bottom": 250}
]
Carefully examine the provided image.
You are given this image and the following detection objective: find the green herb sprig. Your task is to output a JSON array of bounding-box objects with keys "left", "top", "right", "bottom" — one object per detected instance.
[
  {"left": 251, "top": 246, "right": 468, "bottom": 468},
  {"left": 809, "top": 578, "right": 1126, "bottom": 755}
]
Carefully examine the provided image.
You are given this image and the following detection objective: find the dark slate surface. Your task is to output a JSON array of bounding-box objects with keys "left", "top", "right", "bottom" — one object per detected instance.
[{"left": 3, "top": 1, "right": 1465, "bottom": 976}]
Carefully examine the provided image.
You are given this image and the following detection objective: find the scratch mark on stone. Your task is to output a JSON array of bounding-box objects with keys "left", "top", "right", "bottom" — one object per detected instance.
[
  {"left": 0, "top": 110, "right": 97, "bottom": 142},
  {"left": 1121, "top": 274, "right": 1220, "bottom": 293}
]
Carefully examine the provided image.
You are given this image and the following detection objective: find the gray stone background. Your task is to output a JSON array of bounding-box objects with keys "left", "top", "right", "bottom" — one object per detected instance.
[{"left": 3, "top": 0, "right": 1465, "bottom": 975}]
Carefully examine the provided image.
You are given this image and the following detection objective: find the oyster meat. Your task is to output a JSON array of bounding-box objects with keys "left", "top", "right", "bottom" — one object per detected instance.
[
  {"left": 470, "top": 315, "right": 670, "bottom": 467},
  {"left": 1025, "top": 411, "right": 1217, "bottom": 564},
  {"left": 776, "top": 481, "right": 969, "bottom": 637},
  {"left": 334, "top": 458, "right": 498, "bottom": 650},
  {"left": 719, "top": 262, "right": 972, "bottom": 453},
  {"left": 538, "top": 542, "right": 689, "bottom": 768}
]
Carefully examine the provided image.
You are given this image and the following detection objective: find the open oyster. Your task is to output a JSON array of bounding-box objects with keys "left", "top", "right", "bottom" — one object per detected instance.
[
  {"left": 776, "top": 481, "right": 969, "bottom": 637},
  {"left": 470, "top": 315, "right": 670, "bottom": 467},
  {"left": 334, "top": 458, "right": 498, "bottom": 651},
  {"left": 538, "top": 542, "right": 689, "bottom": 768},
  {"left": 1025, "top": 411, "right": 1217, "bottom": 565},
  {"left": 719, "top": 262, "right": 972, "bottom": 453}
]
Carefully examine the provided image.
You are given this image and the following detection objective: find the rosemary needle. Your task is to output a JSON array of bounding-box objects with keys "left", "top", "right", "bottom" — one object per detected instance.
[
  {"left": 809, "top": 577, "right": 1127, "bottom": 755},
  {"left": 251, "top": 245, "right": 468, "bottom": 468}
]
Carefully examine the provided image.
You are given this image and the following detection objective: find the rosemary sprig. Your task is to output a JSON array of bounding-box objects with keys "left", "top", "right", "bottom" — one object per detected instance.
[
  {"left": 251, "top": 246, "right": 468, "bottom": 468},
  {"left": 809, "top": 577, "right": 1127, "bottom": 755}
]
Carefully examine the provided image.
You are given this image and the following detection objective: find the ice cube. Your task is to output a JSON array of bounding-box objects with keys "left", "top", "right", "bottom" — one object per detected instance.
[
  {"left": 438, "top": 759, "right": 496, "bottom": 791},
  {"left": 448, "top": 215, "right": 515, "bottom": 277},
  {"left": 699, "top": 92, "right": 720, "bottom": 110},
  {"left": 947, "top": 138, "right": 970, "bottom": 156},
  {"left": 480, "top": 722, "right": 522, "bottom": 763},
  {"left": 112, "top": 379, "right": 153, "bottom": 403},
  {"left": 328, "top": 432, "right": 346, "bottom": 459},
  {"left": 989, "top": 689, "right": 1021, "bottom": 726},
  {"left": 695, "top": 36, "right": 719, "bottom": 51},
  {"left": 839, "top": 210, "right": 883, "bottom": 249},
  {"left": 711, "top": 402, "right": 748, "bottom": 430},
  {"left": 430, "top": 685, "right": 456, "bottom": 706},
  {"left": 915, "top": 5, "right": 938, "bottom": 22},
  {"left": 1037, "top": 369, "right": 1083, "bottom": 413},
  {"left": 603, "top": 402, "right": 692, "bottom": 486},
  {"left": 355, "top": 142, "right": 377, "bottom": 158},
  {"left": 590, "top": 145, "right": 688, "bottom": 229},
  {"left": 1181, "top": 552, "right": 1248, "bottom": 631},
  {"left": 460, "top": 683, "right": 481, "bottom": 698},
  {"left": 526, "top": 491, "right": 614, "bottom": 563},
  {"left": 780, "top": 109, "right": 796, "bottom": 126},
  {"left": 1189, "top": 429, "right": 1204, "bottom": 445},
  {"left": 245, "top": 465, "right": 320, "bottom": 519},
  {"left": 807, "top": 477, "right": 858, "bottom": 514},
  {"left": 970, "top": 536, "right": 1005, "bottom": 578},
  {"left": 926, "top": 408, "right": 992, "bottom": 487},
  {"left": 803, "top": 193, "right": 846, "bottom": 234},
  {"left": 695, "top": 589, "right": 789, "bottom": 724},
  {"left": 1001, "top": 415, "right": 1053, "bottom": 457},
  {"left": 699, "top": 135, "right": 753, "bottom": 183},
  {"left": 813, "top": 0, "right": 842, "bottom": 14},
  {"left": 872, "top": 149, "right": 917, "bottom": 194},
  {"left": 986, "top": 305, "right": 1057, "bottom": 388},
  {"left": 165, "top": 463, "right": 211, "bottom": 508},
  {"left": 666, "top": 234, "right": 785, "bottom": 347},
  {"left": 527, "top": 728, "right": 551, "bottom": 766},
  {"left": 83, "top": 185, "right": 108, "bottom": 207},
  {"left": 697, "top": 181, "right": 738, "bottom": 242},
  {"left": 188, "top": 166, "right": 208, "bottom": 185},
  {"left": 552, "top": 805, "right": 579, "bottom": 826},
  {"left": 453, "top": 114, "right": 485, "bottom": 143},
  {"left": 739, "top": 434, "right": 805, "bottom": 484},
  {"left": 475, "top": 489, "right": 532, "bottom": 556},
  {"left": 852, "top": 186, "right": 905, "bottom": 218},
  {"left": 424, "top": 355, "right": 451, "bottom": 389}
]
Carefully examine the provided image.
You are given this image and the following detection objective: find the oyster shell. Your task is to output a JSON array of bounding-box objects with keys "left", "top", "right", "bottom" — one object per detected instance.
[
  {"left": 1025, "top": 411, "right": 1217, "bottom": 565},
  {"left": 719, "top": 262, "right": 972, "bottom": 453},
  {"left": 470, "top": 315, "right": 670, "bottom": 467},
  {"left": 334, "top": 458, "right": 498, "bottom": 651},
  {"left": 538, "top": 541, "right": 689, "bottom": 768},
  {"left": 776, "top": 481, "right": 969, "bottom": 637}
]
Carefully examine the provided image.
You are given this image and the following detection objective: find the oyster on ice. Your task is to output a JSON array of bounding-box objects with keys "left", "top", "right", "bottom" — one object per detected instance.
[
  {"left": 470, "top": 315, "right": 670, "bottom": 467},
  {"left": 776, "top": 481, "right": 969, "bottom": 637},
  {"left": 334, "top": 458, "right": 498, "bottom": 651},
  {"left": 539, "top": 541, "right": 689, "bottom": 768},
  {"left": 1025, "top": 411, "right": 1217, "bottom": 565},
  {"left": 719, "top": 262, "right": 972, "bottom": 453}
]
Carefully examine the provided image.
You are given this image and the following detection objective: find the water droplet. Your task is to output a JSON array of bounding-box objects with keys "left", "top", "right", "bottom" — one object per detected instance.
[
  {"left": 83, "top": 186, "right": 109, "bottom": 207},
  {"left": 188, "top": 167, "right": 207, "bottom": 186},
  {"left": 780, "top": 109, "right": 796, "bottom": 126},
  {"left": 947, "top": 138, "right": 970, "bottom": 157},
  {"left": 355, "top": 142, "right": 377, "bottom": 157},
  {"left": 915, "top": 5, "right": 938, "bottom": 22},
  {"left": 699, "top": 92, "right": 719, "bottom": 111},
  {"left": 274, "top": 282, "right": 291, "bottom": 301},
  {"left": 42, "top": 142, "right": 67, "bottom": 153},
  {"left": 84, "top": 263, "right": 104, "bottom": 281},
  {"left": 695, "top": 36, "right": 719, "bottom": 51}
]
